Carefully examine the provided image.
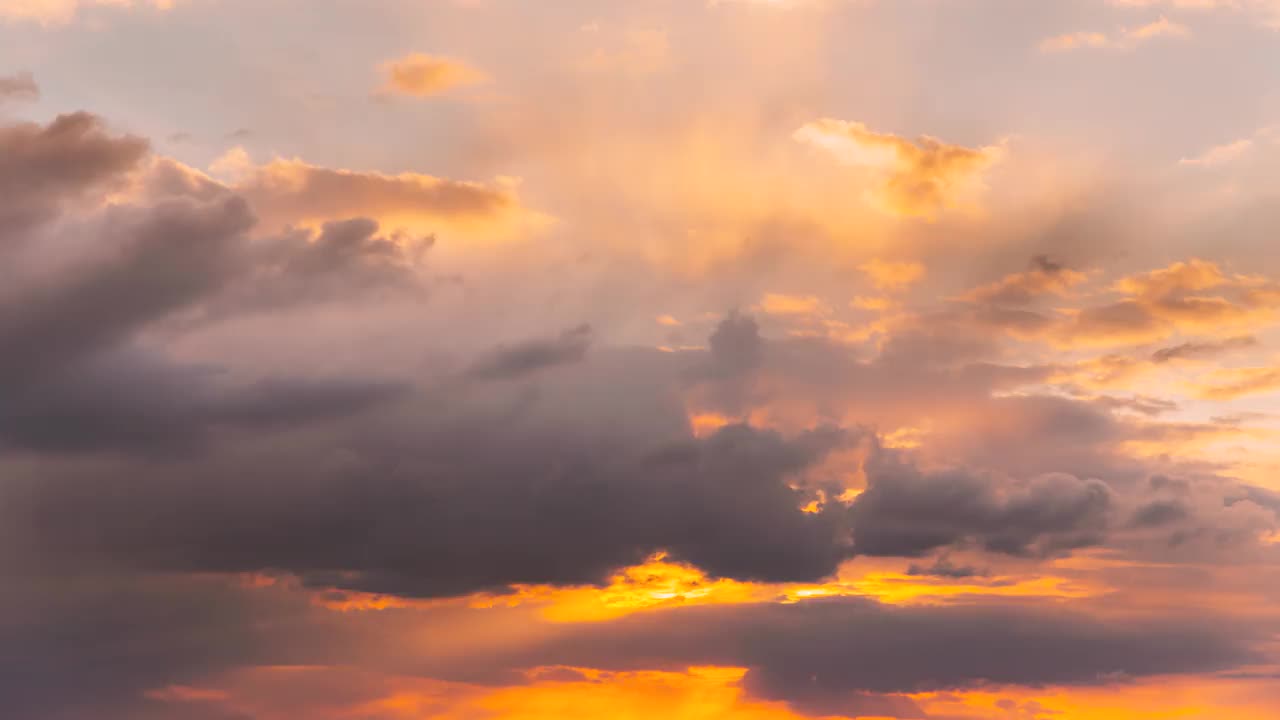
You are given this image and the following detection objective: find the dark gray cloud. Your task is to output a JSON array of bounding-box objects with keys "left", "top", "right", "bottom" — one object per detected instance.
[
  {"left": 492, "top": 597, "right": 1263, "bottom": 710},
  {"left": 468, "top": 323, "right": 594, "bottom": 380},
  {"left": 1129, "top": 498, "right": 1192, "bottom": 528},
  {"left": 1, "top": 570, "right": 1264, "bottom": 720},
  {"left": 0, "top": 195, "right": 254, "bottom": 384},
  {"left": 0, "top": 349, "right": 403, "bottom": 454},
  {"left": 708, "top": 309, "right": 762, "bottom": 374},
  {"left": 905, "top": 555, "right": 988, "bottom": 579},
  {"left": 2, "top": 419, "right": 852, "bottom": 596},
  {"left": 851, "top": 449, "right": 1115, "bottom": 558}
]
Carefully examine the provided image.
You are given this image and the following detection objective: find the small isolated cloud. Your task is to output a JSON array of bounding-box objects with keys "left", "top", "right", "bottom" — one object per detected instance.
[
  {"left": 795, "top": 119, "right": 1004, "bottom": 218},
  {"left": 1041, "top": 16, "right": 1189, "bottom": 53},
  {"left": 379, "top": 52, "right": 486, "bottom": 97},
  {"left": 0, "top": 71, "right": 38, "bottom": 103}
]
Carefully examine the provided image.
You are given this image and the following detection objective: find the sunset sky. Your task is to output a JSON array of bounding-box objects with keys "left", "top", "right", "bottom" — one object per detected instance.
[{"left": 2, "top": 1, "right": 1280, "bottom": 719}]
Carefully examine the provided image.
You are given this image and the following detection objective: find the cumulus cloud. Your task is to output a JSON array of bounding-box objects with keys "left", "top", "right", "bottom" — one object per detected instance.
[
  {"left": 0, "top": 112, "right": 148, "bottom": 233},
  {"left": 3, "top": 62, "right": 1280, "bottom": 720},
  {"left": 794, "top": 118, "right": 1004, "bottom": 218},
  {"left": 851, "top": 448, "right": 1115, "bottom": 558}
]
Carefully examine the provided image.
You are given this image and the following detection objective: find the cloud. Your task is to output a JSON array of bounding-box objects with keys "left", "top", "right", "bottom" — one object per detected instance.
[
  {"left": 1040, "top": 16, "right": 1190, "bottom": 53},
  {"left": 960, "top": 255, "right": 1087, "bottom": 306},
  {"left": 756, "top": 293, "right": 830, "bottom": 317},
  {"left": 1054, "top": 259, "right": 1280, "bottom": 346},
  {"left": 0, "top": 0, "right": 181, "bottom": 25},
  {"left": 851, "top": 448, "right": 1115, "bottom": 558},
  {"left": 1181, "top": 126, "right": 1277, "bottom": 166},
  {"left": 795, "top": 118, "right": 1004, "bottom": 218},
  {"left": 379, "top": 53, "right": 486, "bottom": 97},
  {"left": 0, "top": 195, "right": 253, "bottom": 384},
  {"left": 0, "top": 71, "right": 38, "bottom": 102},
  {"left": 1151, "top": 335, "right": 1258, "bottom": 363},
  {"left": 5, "top": 12, "right": 1280, "bottom": 720},
  {"left": 0, "top": 112, "right": 149, "bottom": 233},
  {"left": 859, "top": 259, "right": 926, "bottom": 291},
  {"left": 208, "top": 149, "right": 536, "bottom": 237},
  {"left": 468, "top": 324, "right": 595, "bottom": 380},
  {"left": 507, "top": 598, "right": 1261, "bottom": 702},
  {"left": 1111, "top": 0, "right": 1280, "bottom": 29},
  {"left": 1190, "top": 366, "right": 1280, "bottom": 400}
]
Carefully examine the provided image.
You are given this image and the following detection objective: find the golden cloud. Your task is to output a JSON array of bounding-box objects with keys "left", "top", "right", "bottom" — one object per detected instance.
[
  {"left": 208, "top": 149, "right": 545, "bottom": 239},
  {"left": 960, "top": 256, "right": 1087, "bottom": 306},
  {"left": 1053, "top": 260, "right": 1280, "bottom": 347},
  {"left": 379, "top": 52, "right": 486, "bottom": 97},
  {"left": 859, "top": 259, "right": 926, "bottom": 291},
  {"left": 1190, "top": 366, "right": 1280, "bottom": 400},
  {"left": 794, "top": 119, "right": 1004, "bottom": 218}
]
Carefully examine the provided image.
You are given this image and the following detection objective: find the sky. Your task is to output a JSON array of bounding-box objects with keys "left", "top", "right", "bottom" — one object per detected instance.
[{"left": 1, "top": 1, "right": 1279, "bottom": 719}]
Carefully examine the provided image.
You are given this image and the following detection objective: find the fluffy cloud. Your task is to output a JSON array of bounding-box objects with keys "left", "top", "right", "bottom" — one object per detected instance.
[
  {"left": 4, "top": 34, "right": 1280, "bottom": 717},
  {"left": 0, "top": 112, "right": 148, "bottom": 232},
  {"left": 794, "top": 118, "right": 1004, "bottom": 218}
]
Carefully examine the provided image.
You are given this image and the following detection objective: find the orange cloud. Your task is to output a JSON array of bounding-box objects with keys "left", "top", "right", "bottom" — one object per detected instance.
[
  {"left": 756, "top": 293, "right": 830, "bottom": 316},
  {"left": 795, "top": 119, "right": 1004, "bottom": 218},
  {"left": 960, "top": 255, "right": 1088, "bottom": 306},
  {"left": 304, "top": 552, "right": 1105, "bottom": 624},
  {"left": 1054, "top": 259, "right": 1280, "bottom": 346},
  {"left": 379, "top": 53, "right": 486, "bottom": 97},
  {"left": 207, "top": 150, "right": 543, "bottom": 239},
  {"left": 918, "top": 674, "right": 1280, "bottom": 720},
  {"left": 1040, "top": 16, "right": 1189, "bottom": 53},
  {"left": 474, "top": 667, "right": 808, "bottom": 720},
  {"left": 859, "top": 259, "right": 927, "bottom": 290},
  {"left": 0, "top": 0, "right": 179, "bottom": 24},
  {"left": 1190, "top": 366, "right": 1280, "bottom": 400}
]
